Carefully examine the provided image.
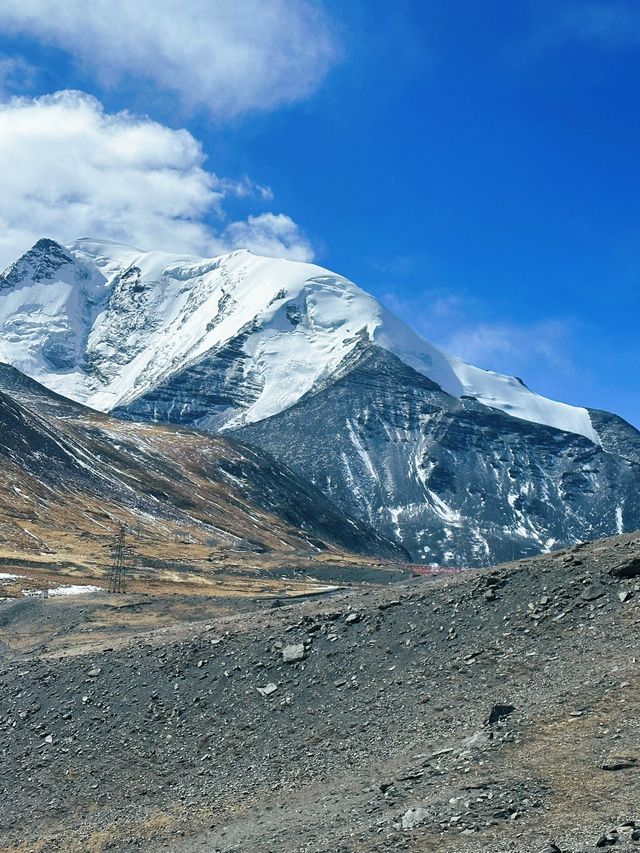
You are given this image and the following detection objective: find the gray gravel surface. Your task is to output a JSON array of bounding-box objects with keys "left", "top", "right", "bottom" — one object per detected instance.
[{"left": 1, "top": 532, "right": 639, "bottom": 852}]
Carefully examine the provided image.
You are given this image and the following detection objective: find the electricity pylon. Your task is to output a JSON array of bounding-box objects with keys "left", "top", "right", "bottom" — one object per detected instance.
[{"left": 108, "top": 524, "right": 128, "bottom": 594}]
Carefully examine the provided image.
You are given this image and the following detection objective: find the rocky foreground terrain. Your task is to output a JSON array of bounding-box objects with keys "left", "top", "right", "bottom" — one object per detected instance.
[{"left": 1, "top": 531, "right": 639, "bottom": 853}]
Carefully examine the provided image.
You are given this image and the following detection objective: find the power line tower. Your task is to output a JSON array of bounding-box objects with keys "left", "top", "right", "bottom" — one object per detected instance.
[{"left": 108, "top": 524, "right": 128, "bottom": 594}]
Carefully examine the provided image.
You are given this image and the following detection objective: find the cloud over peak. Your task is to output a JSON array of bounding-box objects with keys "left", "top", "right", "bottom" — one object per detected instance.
[
  {"left": 0, "top": 0, "right": 341, "bottom": 118},
  {"left": 0, "top": 90, "right": 313, "bottom": 268}
]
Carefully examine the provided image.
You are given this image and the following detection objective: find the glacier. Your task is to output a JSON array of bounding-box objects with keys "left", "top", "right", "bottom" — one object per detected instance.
[{"left": 0, "top": 236, "right": 599, "bottom": 441}]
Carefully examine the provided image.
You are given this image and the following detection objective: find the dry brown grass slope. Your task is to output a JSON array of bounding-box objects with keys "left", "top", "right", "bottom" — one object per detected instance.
[{"left": 0, "top": 364, "right": 408, "bottom": 606}]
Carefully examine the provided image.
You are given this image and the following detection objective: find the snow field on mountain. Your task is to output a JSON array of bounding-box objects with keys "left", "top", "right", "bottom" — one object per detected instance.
[{"left": 0, "top": 237, "right": 599, "bottom": 442}]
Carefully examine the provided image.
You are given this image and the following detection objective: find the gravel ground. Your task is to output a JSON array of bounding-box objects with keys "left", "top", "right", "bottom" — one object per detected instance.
[{"left": 1, "top": 532, "right": 639, "bottom": 853}]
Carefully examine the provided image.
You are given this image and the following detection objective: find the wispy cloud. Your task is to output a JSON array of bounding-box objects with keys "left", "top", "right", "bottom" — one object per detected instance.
[
  {"left": 538, "top": 2, "right": 640, "bottom": 50},
  {"left": 0, "top": 0, "right": 341, "bottom": 118},
  {"left": 0, "top": 90, "right": 313, "bottom": 268},
  {"left": 442, "top": 318, "right": 576, "bottom": 373},
  {"left": 382, "top": 286, "right": 579, "bottom": 388},
  {"left": 0, "top": 55, "right": 36, "bottom": 96}
]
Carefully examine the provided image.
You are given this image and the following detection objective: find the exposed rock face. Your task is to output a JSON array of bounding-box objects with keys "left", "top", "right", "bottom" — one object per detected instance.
[
  {"left": 115, "top": 328, "right": 265, "bottom": 432},
  {"left": 0, "top": 238, "right": 74, "bottom": 288},
  {"left": 587, "top": 408, "right": 640, "bottom": 465},
  {"left": 238, "top": 345, "right": 640, "bottom": 565}
]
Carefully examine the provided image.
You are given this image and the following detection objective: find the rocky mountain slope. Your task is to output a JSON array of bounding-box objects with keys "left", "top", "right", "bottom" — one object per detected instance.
[
  {"left": 0, "top": 363, "right": 405, "bottom": 592},
  {"left": 1, "top": 237, "right": 639, "bottom": 565},
  {"left": 238, "top": 343, "right": 640, "bottom": 565},
  {"left": 1, "top": 531, "right": 639, "bottom": 853}
]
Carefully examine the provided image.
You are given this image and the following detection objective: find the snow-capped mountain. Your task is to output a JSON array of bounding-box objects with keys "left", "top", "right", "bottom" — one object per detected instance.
[
  {"left": 1, "top": 236, "right": 639, "bottom": 564},
  {"left": 0, "top": 237, "right": 598, "bottom": 438}
]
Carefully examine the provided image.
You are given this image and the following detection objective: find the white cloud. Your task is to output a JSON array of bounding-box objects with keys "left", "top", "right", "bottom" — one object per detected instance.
[
  {"left": 222, "top": 214, "right": 314, "bottom": 263},
  {"left": 0, "top": 0, "right": 340, "bottom": 117},
  {"left": 0, "top": 90, "right": 313, "bottom": 268}
]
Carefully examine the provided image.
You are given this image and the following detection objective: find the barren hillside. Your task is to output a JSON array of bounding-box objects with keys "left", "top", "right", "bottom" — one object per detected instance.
[{"left": 1, "top": 532, "right": 638, "bottom": 852}]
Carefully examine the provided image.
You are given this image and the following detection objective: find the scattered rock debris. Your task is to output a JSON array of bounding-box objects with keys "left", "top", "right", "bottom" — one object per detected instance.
[{"left": 0, "top": 531, "right": 639, "bottom": 852}]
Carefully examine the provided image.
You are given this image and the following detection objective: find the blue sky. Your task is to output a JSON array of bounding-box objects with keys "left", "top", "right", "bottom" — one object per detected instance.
[{"left": 0, "top": 0, "right": 637, "bottom": 425}]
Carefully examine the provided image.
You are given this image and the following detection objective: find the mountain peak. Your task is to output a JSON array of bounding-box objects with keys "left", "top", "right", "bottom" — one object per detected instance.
[
  {"left": 33, "top": 237, "right": 66, "bottom": 253},
  {"left": 1, "top": 237, "right": 73, "bottom": 289},
  {"left": 0, "top": 236, "right": 599, "bottom": 443}
]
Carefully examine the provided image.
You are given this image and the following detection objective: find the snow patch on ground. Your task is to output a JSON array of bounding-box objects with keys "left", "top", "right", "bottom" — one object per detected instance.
[
  {"left": 48, "top": 584, "right": 104, "bottom": 596},
  {"left": 22, "top": 584, "right": 103, "bottom": 597}
]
